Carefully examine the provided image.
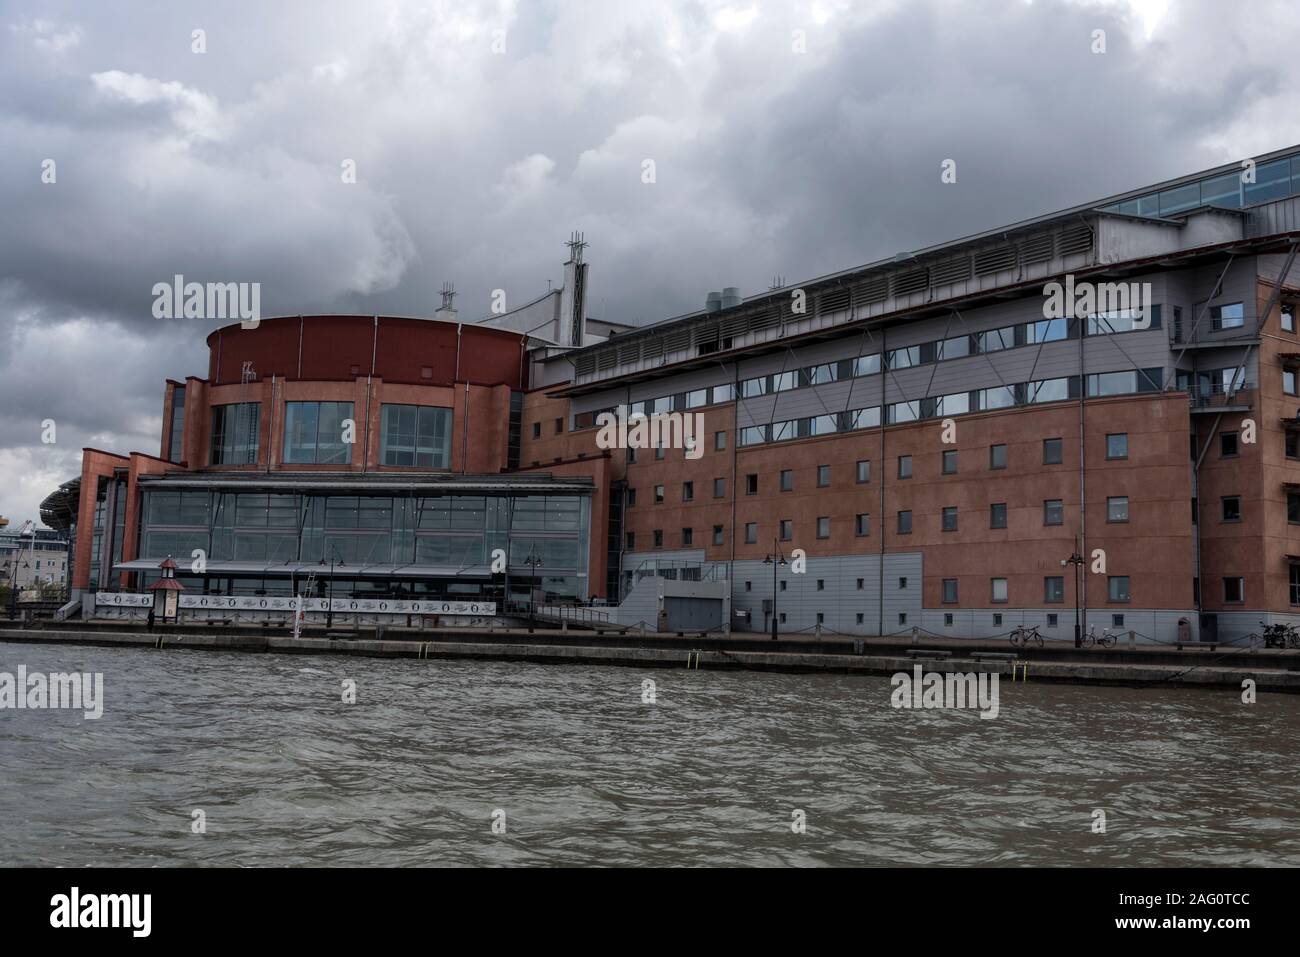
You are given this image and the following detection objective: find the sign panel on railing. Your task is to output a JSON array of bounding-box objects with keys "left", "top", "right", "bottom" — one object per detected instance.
[{"left": 95, "top": 593, "right": 496, "bottom": 615}]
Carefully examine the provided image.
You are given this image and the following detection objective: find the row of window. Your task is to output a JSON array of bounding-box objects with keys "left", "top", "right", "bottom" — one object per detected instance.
[
  {"left": 210, "top": 402, "right": 452, "bottom": 468},
  {"left": 1099, "top": 154, "right": 1300, "bottom": 216}
]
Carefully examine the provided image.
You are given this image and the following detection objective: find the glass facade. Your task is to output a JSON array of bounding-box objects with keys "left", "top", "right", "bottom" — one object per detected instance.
[
  {"left": 133, "top": 486, "right": 590, "bottom": 601},
  {"left": 211, "top": 403, "right": 260, "bottom": 465},
  {"left": 168, "top": 386, "right": 185, "bottom": 463},
  {"left": 380, "top": 404, "right": 452, "bottom": 467},
  {"left": 283, "top": 401, "right": 353, "bottom": 464},
  {"left": 1101, "top": 151, "right": 1300, "bottom": 216}
]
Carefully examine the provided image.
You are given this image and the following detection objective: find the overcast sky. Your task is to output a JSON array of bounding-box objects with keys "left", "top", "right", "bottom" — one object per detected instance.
[{"left": 2, "top": 0, "right": 1298, "bottom": 528}]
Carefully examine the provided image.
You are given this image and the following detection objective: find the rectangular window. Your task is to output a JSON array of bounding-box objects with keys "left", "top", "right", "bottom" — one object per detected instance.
[
  {"left": 1108, "top": 576, "right": 1131, "bottom": 602},
  {"left": 1221, "top": 432, "right": 1239, "bottom": 457},
  {"left": 855, "top": 513, "right": 870, "bottom": 536},
  {"left": 681, "top": 527, "right": 693, "bottom": 546},
  {"left": 780, "top": 470, "right": 794, "bottom": 492},
  {"left": 1106, "top": 433, "right": 1128, "bottom": 460},
  {"left": 532, "top": 422, "right": 541, "bottom": 439},
  {"left": 1043, "top": 438, "right": 1062, "bottom": 465},
  {"left": 1289, "top": 493, "right": 1300, "bottom": 524},
  {"left": 715, "top": 431, "right": 726, "bottom": 451},
  {"left": 898, "top": 455, "right": 912, "bottom": 479},
  {"left": 942, "top": 449, "right": 958, "bottom": 474},
  {"left": 817, "top": 465, "right": 831, "bottom": 487},
  {"left": 555, "top": 417, "right": 563, "bottom": 435},
  {"left": 1288, "top": 431, "right": 1300, "bottom": 461},
  {"left": 780, "top": 519, "right": 793, "bottom": 541},
  {"left": 712, "top": 525, "right": 724, "bottom": 546},
  {"left": 856, "top": 459, "right": 870, "bottom": 483},
  {"left": 625, "top": 532, "right": 635, "bottom": 550},
  {"left": 1107, "top": 496, "right": 1129, "bottom": 523},
  {"left": 990, "top": 503, "right": 1007, "bottom": 529},
  {"left": 654, "top": 485, "right": 665, "bottom": 504},
  {"left": 1044, "top": 576, "right": 1064, "bottom": 603},
  {"left": 1222, "top": 496, "right": 1241, "bottom": 522},
  {"left": 1210, "top": 302, "right": 1245, "bottom": 331},
  {"left": 990, "top": 444, "right": 1007, "bottom": 469},
  {"left": 210, "top": 402, "right": 260, "bottom": 465},
  {"left": 379, "top": 404, "right": 451, "bottom": 468},
  {"left": 744, "top": 522, "right": 757, "bottom": 544},
  {"left": 714, "top": 477, "right": 726, "bottom": 498},
  {"left": 626, "top": 488, "right": 637, "bottom": 507},
  {"left": 942, "top": 579, "right": 958, "bottom": 603},
  {"left": 897, "top": 510, "right": 912, "bottom": 534},
  {"left": 1286, "top": 370, "right": 1298, "bottom": 396},
  {"left": 745, "top": 474, "right": 758, "bottom": 495},
  {"left": 1291, "top": 564, "right": 1300, "bottom": 605},
  {"left": 653, "top": 530, "right": 663, "bottom": 548},
  {"left": 167, "top": 386, "right": 186, "bottom": 463},
  {"left": 817, "top": 516, "right": 830, "bottom": 539},
  {"left": 1283, "top": 305, "right": 1296, "bottom": 334},
  {"left": 1044, "top": 499, "right": 1064, "bottom": 525},
  {"left": 991, "top": 578, "right": 1008, "bottom": 603},
  {"left": 682, "top": 481, "right": 694, "bottom": 501},
  {"left": 1223, "top": 577, "right": 1244, "bottom": 603},
  {"left": 942, "top": 506, "right": 958, "bottom": 531}
]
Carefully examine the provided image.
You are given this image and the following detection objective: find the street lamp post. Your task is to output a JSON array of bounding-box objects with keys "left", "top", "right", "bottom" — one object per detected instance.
[
  {"left": 523, "top": 544, "right": 543, "bottom": 617},
  {"left": 1061, "top": 542, "right": 1084, "bottom": 648},
  {"left": 762, "top": 540, "right": 787, "bottom": 641},
  {"left": 320, "top": 547, "right": 345, "bottom": 629}
]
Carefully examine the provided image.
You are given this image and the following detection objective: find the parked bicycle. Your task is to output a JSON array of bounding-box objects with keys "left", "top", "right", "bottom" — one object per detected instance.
[
  {"left": 1082, "top": 624, "right": 1118, "bottom": 648},
  {"left": 1008, "top": 624, "right": 1043, "bottom": 648},
  {"left": 1259, "top": 621, "right": 1300, "bottom": 649}
]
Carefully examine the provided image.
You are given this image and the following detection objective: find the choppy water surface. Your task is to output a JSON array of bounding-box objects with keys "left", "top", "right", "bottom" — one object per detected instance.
[{"left": 1, "top": 640, "right": 1298, "bottom": 866}]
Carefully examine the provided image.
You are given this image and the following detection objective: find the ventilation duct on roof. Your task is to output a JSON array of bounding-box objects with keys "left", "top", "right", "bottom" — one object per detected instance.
[{"left": 705, "top": 291, "right": 722, "bottom": 312}]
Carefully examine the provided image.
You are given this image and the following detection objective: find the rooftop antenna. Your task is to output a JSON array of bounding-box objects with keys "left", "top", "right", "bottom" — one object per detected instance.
[
  {"left": 566, "top": 230, "right": 588, "bottom": 264},
  {"left": 439, "top": 282, "right": 457, "bottom": 311}
]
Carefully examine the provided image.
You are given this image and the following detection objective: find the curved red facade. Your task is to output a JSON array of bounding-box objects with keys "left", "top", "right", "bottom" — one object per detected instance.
[{"left": 205, "top": 315, "right": 528, "bottom": 389}]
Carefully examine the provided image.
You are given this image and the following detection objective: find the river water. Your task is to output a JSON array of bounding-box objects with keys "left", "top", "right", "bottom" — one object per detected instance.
[{"left": 1, "top": 640, "right": 1297, "bottom": 867}]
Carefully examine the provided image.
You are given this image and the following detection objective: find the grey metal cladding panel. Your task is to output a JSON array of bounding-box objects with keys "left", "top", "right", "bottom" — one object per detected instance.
[
  {"left": 1080, "top": 330, "right": 1171, "bottom": 372},
  {"left": 571, "top": 389, "right": 626, "bottom": 416},
  {"left": 737, "top": 337, "right": 868, "bottom": 379},
  {"left": 628, "top": 365, "right": 736, "bottom": 404}
]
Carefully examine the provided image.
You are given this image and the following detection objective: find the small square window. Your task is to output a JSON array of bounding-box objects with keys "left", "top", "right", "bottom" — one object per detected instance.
[
  {"left": 899, "top": 577, "right": 908, "bottom": 589},
  {"left": 942, "top": 506, "right": 958, "bottom": 531},
  {"left": 1106, "top": 433, "right": 1128, "bottom": 460},
  {"left": 942, "top": 449, "right": 958, "bottom": 474},
  {"left": 897, "top": 510, "right": 912, "bottom": 534},
  {"left": 1047, "top": 613, "right": 1058, "bottom": 627},
  {"left": 1107, "top": 496, "right": 1129, "bottom": 523},
  {"left": 1285, "top": 370, "right": 1298, "bottom": 396},
  {"left": 817, "top": 465, "right": 831, "bottom": 487},
  {"left": 715, "top": 431, "right": 726, "bottom": 451},
  {"left": 856, "top": 578, "right": 865, "bottom": 590},
  {"left": 990, "top": 503, "right": 1008, "bottom": 529},
  {"left": 744, "top": 581, "right": 752, "bottom": 592},
  {"left": 855, "top": 513, "right": 870, "bottom": 536},
  {"left": 856, "top": 460, "right": 870, "bottom": 483},
  {"left": 1111, "top": 614, "right": 1125, "bottom": 628},
  {"left": 942, "top": 578, "right": 958, "bottom": 603},
  {"left": 746, "top": 474, "right": 758, "bottom": 495},
  {"left": 816, "top": 579, "right": 825, "bottom": 591},
  {"left": 857, "top": 613, "right": 865, "bottom": 624},
  {"left": 816, "top": 612, "right": 825, "bottom": 624},
  {"left": 1044, "top": 499, "right": 1064, "bottom": 525},
  {"left": 1108, "top": 576, "right": 1130, "bottom": 602},
  {"left": 780, "top": 612, "right": 787, "bottom": 623},
  {"left": 944, "top": 613, "right": 954, "bottom": 626},
  {"left": 898, "top": 455, "right": 912, "bottom": 479},
  {"left": 1221, "top": 432, "right": 1239, "bottom": 457},
  {"left": 817, "top": 516, "right": 830, "bottom": 539},
  {"left": 990, "top": 444, "right": 1007, "bottom": 469},
  {"left": 744, "top": 522, "right": 757, "bottom": 544},
  {"left": 1283, "top": 304, "right": 1296, "bottom": 333},
  {"left": 1222, "top": 496, "right": 1241, "bottom": 522},
  {"left": 898, "top": 613, "right": 907, "bottom": 626},
  {"left": 1044, "top": 576, "right": 1064, "bottom": 603},
  {"left": 780, "top": 519, "right": 793, "bottom": 541},
  {"left": 780, "top": 470, "right": 793, "bottom": 492},
  {"left": 993, "top": 613, "right": 1003, "bottom": 627},
  {"left": 712, "top": 525, "right": 724, "bottom": 546},
  {"left": 779, "top": 580, "right": 787, "bottom": 592},
  {"left": 991, "top": 578, "right": 1008, "bottom": 603},
  {"left": 714, "top": 477, "right": 726, "bottom": 498},
  {"left": 1043, "top": 438, "right": 1062, "bottom": 465},
  {"left": 1223, "top": 576, "right": 1244, "bottom": 603}
]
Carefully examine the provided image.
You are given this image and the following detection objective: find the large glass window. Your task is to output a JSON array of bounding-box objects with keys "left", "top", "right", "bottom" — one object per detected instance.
[
  {"left": 380, "top": 404, "right": 452, "bottom": 468},
  {"left": 284, "top": 401, "right": 353, "bottom": 465},
  {"left": 168, "top": 386, "right": 186, "bottom": 463},
  {"left": 210, "top": 403, "right": 260, "bottom": 465}
]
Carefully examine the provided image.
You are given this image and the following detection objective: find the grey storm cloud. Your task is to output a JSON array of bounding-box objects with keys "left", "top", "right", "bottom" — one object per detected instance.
[{"left": 2, "top": 0, "right": 1299, "bottom": 526}]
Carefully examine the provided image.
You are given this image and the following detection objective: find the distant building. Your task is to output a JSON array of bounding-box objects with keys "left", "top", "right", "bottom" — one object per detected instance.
[{"left": 0, "top": 527, "right": 69, "bottom": 590}]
